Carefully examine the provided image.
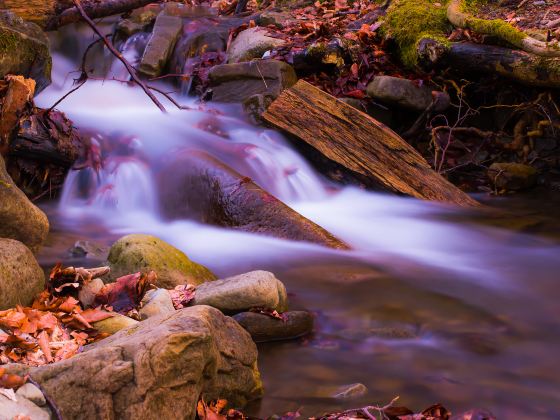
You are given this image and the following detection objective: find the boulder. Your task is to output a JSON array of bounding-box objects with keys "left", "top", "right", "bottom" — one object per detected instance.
[
  {"left": 13, "top": 306, "right": 263, "bottom": 420},
  {"left": 0, "top": 143, "right": 49, "bottom": 253},
  {"left": 207, "top": 59, "right": 297, "bottom": 103},
  {"left": 0, "top": 11, "right": 51, "bottom": 92},
  {"left": 0, "top": 394, "right": 50, "bottom": 420},
  {"left": 158, "top": 151, "right": 347, "bottom": 248},
  {"left": 366, "top": 75, "right": 450, "bottom": 112},
  {"left": 193, "top": 271, "right": 288, "bottom": 314},
  {"left": 139, "top": 288, "right": 175, "bottom": 320},
  {"left": 227, "top": 27, "right": 286, "bottom": 63},
  {"left": 0, "top": 239, "right": 44, "bottom": 310},
  {"left": 233, "top": 310, "right": 313, "bottom": 342},
  {"left": 138, "top": 13, "right": 183, "bottom": 78},
  {"left": 488, "top": 162, "right": 537, "bottom": 191},
  {"left": 107, "top": 234, "right": 216, "bottom": 288}
]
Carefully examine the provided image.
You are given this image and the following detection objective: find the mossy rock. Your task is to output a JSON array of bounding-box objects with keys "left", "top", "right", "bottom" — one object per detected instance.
[
  {"left": 107, "top": 234, "right": 216, "bottom": 288},
  {"left": 385, "top": 0, "right": 452, "bottom": 67},
  {"left": 0, "top": 11, "right": 51, "bottom": 92}
]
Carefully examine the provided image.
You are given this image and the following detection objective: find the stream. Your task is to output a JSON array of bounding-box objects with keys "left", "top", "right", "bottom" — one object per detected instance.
[{"left": 34, "top": 24, "right": 560, "bottom": 420}]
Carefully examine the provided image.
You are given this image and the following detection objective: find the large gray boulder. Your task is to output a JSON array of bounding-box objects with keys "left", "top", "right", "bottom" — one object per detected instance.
[
  {"left": 0, "top": 134, "right": 49, "bottom": 254},
  {"left": 207, "top": 59, "right": 297, "bottom": 103},
  {"left": 107, "top": 234, "right": 216, "bottom": 287},
  {"left": 366, "top": 75, "right": 450, "bottom": 112},
  {"left": 227, "top": 27, "right": 286, "bottom": 63},
  {"left": 138, "top": 13, "right": 183, "bottom": 78},
  {"left": 8, "top": 306, "right": 263, "bottom": 420},
  {"left": 0, "top": 238, "right": 44, "bottom": 310},
  {"left": 0, "top": 12, "right": 51, "bottom": 92},
  {"left": 192, "top": 270, "right": 288, "bottom": 314}
]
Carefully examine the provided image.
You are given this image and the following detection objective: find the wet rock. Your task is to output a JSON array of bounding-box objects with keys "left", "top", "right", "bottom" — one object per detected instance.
[
  {"left": 488, "top": 162, "right": 537, "bottom": 191},
  {"left": 366, "top": 76, "right": 450, "bottom": 112},
  {"left": 193, "top": 271, "right": 288, "bottom": 314},
  {"left": 0, "top": 239, "right": 44, "bottom": 310},
  {"left": 255, "top": 11, "right": 295, "bottom": 28},
  {"left": 68, "top": 240, "right": 109, "bottom": 260},
  {"left": 115, "top": 7, "right": 158, "bottom": 39},
  {"left": 227, "top": 27, "right": 286, "bottom": 63},
  {"left": 0, "top": 394, "right": 50, "bottom": 420},
  {"left": 12, "top": 306, "right": 262, "bottom": 419},
  {"left": 92, "top": 313, "right": 139, "bottom": 335},
  {"left": 16, "top": 383, "right": 46, "bottom": 407},
  {"left": 207, "top": 59, "right": 297, "bottom": 103},
  {"left": 158, "top": 151, "right": 348, "bottom": 248},
  {"left": 0, "top": 12, "right": 51, "bottom": 92},
  {"left": 242, "top": 93, "right": 275, "bottom": 124},
  {"left": 138, "top": 13, "right": 183, "bottom": 78},
  {"left": 78, "top": 278, "right": 105, "bottom": 308},
  {"left": 0, "top": 154, "right": 49, "bottom": 252},
  {"left": 233, "top": 310, "right": 313, "bottom": 342},
  {"left": 292, "top": 39, "right": 348, "bottom": 74},
  {"left": 107, "top": 234, "right": 216, "bottom": 288},
  {"left": 139, "top": 288, "right": 175, "bottom": 320}
]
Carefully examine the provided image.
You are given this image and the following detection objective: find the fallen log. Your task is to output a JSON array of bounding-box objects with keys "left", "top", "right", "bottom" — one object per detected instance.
[
  {"left": 158, "top": 150, "right": 350, "bottom": 249},
  {"left": 417, "top": 40, "right": 560, "bottom": 88},
  {"left": 262, "top": 80, "right": 479, "bottom": 207},
  {"left": 0, "top": 0, "right": 155, "bottom": 31}
]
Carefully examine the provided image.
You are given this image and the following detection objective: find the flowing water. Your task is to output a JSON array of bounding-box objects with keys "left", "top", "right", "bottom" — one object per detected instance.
[{"left": 34, "top": 24, "right": 560, "bottom": 419}]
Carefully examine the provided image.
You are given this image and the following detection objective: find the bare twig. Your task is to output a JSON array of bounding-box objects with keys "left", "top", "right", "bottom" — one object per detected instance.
[
  {"left": 72, "top": 0, "right": 168, "bottom": 113},
  {"left": 27, "top": 377, "right": 63, "bottom": 420}
]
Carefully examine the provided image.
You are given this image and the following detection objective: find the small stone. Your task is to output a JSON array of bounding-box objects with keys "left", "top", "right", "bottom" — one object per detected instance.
[
  {"left": 0, "top": 394, "right": 50, "bottom": 420},
  {"left": 233, "top": 311, "right": 313, "bottom": 342},
  {"left": 68, "top": 240, "right": 109, "bottom": 260},
  {"left": 488, "top": 162, "right": 537, "bottom": 191},
  {"left": 92, "top": 314, "right": 139, "bottom": 335},
  {"left": 139, "top": 288, "right": 175, "bottom": 320},
  {"left": 16, "top": 383, "right": 45, "bottom": 407},
  {"left": 78, "top": 278, "right": 105, "bottom": 308},
  {"left": 366, "top": 75, "right": 450, "bottom": 112},
  {"left": 227, "top": 27, "right": 287, "bottom": 63},
  {"left": 139, "top": 13, "right": 183, "bottom": 77},
  {"left": 192, "top": 271, "right": 288, "bottom": 314}
]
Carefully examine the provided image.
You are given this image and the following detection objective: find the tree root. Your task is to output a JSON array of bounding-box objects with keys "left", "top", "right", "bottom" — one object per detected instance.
[{"left": 447, "top": 0, "right": 560, "bottom": 57}]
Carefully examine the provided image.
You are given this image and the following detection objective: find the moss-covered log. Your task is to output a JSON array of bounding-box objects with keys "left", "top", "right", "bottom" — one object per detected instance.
[
  {"left": 447, "top": 0, "right": 560, "bottom": 57},
  {"left": 0, "top": 0, "right": 155, "bottom": 31}
]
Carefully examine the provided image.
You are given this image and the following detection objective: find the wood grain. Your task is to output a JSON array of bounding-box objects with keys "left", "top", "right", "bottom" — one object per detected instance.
[{"left": 263, "top": 80, "right": 479, "bottom": 207}]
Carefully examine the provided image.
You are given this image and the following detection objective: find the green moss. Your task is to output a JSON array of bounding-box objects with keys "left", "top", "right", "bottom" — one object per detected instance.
[
  {"left": 466, "top": 16, "right": 526, "bottom": 45},
  {"left": 385, "top": 0, "right": 452, "bottom": 67}
]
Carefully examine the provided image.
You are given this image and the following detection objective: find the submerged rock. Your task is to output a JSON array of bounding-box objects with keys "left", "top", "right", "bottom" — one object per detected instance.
[
  {"left": 158, "top": 151, "right": 348, "bottom": 248},
  {"left": 488, "top": 162, "right": 537, "bottom": 191},
  {"left": 107, "top": 234, "right": 216, "bottom": 288},
  {"left": 227, "top": 27, "right": 287, "bottom": 63},
  {"left": 314, "top": 383, "right": 368, "bottom": 400},
  {"left": 366, "top": 75, "right": 450, "bottom": 112},
  {"left": 0, "top": 12, "right": 51, "bottom": 92},
  {"left": 233, "top": 310, "right": 314, "bottom": 342},
  {"left": 0, "top": 155, "right": 49, "bottom": 252},
  {"left": 193, "top": 271, "right": 288, "bottom": 314},
  {"left": 10, "top": 306, "right": 262, "bottom": 419},
  {"left": 0, "top": 239, "right": 44, "bottom": 310},
  {"left": 138, "top": 13, "right": 183, "bottom": 78},
  {"left": 207, "top": 59, "right": 297, "bottom": 103}
]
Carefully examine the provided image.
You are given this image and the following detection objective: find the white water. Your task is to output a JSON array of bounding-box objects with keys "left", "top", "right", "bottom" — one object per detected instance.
[{"left": 36, "top": 53, "right": 560, "bottom": 289}]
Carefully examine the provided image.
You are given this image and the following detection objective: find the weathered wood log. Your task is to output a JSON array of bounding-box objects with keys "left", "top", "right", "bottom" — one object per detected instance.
[
  {"left": 262, "top": 80, "right": 479, "bottom": 207},
  {"left": 417, "top": 40, "right": 560, "bottom": 88},
  {"left": 0, "top": 0, "right": 155, "bottom": 30},
  {"left": 158, "top": 150, "right": 350, "bottom": 249}
]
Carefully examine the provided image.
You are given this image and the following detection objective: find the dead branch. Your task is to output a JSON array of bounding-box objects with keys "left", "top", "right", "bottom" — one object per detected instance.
[{"left": 71, "top": 0, "right": 168, "bottom": 113}]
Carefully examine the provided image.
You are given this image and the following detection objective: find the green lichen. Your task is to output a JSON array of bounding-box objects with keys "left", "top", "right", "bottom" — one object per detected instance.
[{"left": 385, "top": 0, "right": 452, "bottom": 67}]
